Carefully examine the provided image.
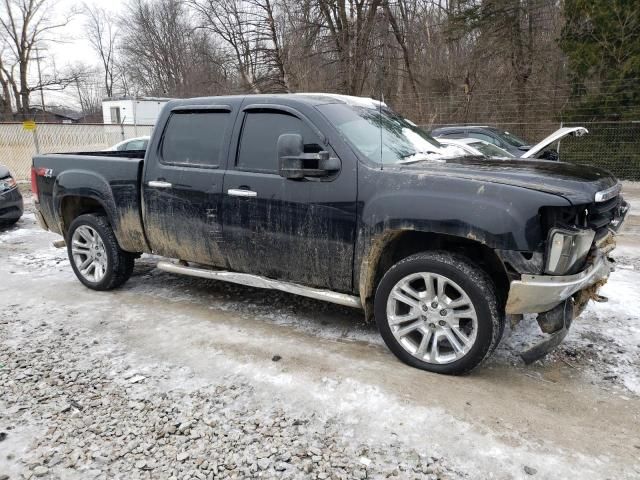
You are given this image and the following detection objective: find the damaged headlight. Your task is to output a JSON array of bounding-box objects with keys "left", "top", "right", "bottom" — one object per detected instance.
[
  {"left": 545, "top": 227, "right": 595, "bottom": 275},
  {"left": 0, "top": 176, "right": 17, "bottom": 193}
]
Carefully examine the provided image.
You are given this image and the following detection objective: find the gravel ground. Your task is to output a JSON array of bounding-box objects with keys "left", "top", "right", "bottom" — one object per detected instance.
[
  {"left": 0, "top": 307, "right": 459, "bottom": 480},
  {"left": 1, "top": 190, "right": 639, "bottom": 480}
]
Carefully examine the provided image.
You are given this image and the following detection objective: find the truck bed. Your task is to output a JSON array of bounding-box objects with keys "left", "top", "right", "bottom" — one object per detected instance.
[
  {"left": 33, "top": 152, "right": 148, "bottom": 253},
  {"left": 70, "top": 150, "right": 146, "bottom": 159}
]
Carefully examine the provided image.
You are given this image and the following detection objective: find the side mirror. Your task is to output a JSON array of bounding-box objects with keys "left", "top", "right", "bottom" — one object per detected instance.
[{"left": 277, "top": 133, "right": 340, "bottom": 180}]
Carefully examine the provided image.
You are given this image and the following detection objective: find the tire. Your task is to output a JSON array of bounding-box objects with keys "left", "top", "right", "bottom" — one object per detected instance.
[
  {"left": 66, "top": 214, "right": 135, "bottom": 291},
  {"left": 0, "top": 217, "right": 20, "bottom": 228},
  {"left": 374, "top": 251, "right": 504, "bottom": 375}
]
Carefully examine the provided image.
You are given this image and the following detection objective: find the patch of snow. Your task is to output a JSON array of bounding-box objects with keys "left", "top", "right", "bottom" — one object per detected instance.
[
  {"left": 296, "top": 92, "right": 386, "bottom": 109},
  {"left": 580, "top": 269, "right": 640, "bottom": 393},
  {"left": 0, "top": 227, "right": 32, "bottom": 242}
]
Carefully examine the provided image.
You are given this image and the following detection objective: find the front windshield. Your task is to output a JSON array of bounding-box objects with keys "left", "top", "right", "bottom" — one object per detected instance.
[
  {"left": 490, "top": 128, "right": 529, "bottom": 147},
  {"left": 470, "top": 141, "right": 514, "bottom": 158},
  {"left": 317, "top": 103, "right": 450, "bottom": 164}
]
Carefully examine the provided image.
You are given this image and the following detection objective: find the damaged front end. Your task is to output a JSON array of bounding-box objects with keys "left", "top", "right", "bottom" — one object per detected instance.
[{"left": 502, "top": 190, "right": 629, "bottom": 364}]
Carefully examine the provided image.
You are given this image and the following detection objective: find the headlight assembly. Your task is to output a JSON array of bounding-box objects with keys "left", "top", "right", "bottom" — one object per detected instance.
[
  {"left": 0, "top": 176, "right": 17, "bottom": 193},
  {"left": 545, "top": 227, "right": 595, "bottom": 275}
]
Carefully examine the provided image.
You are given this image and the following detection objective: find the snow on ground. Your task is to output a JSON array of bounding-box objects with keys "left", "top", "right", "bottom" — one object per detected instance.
[
  {"left": 579, "top": 267, "right": 640, "bottom": 393},
  {"left": 1, "top": 209, "right": 639, "bottom": 479}
]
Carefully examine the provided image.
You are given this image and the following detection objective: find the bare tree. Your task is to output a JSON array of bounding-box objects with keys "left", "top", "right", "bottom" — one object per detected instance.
[
  {"left": 382, "top": 1, "right": 421, "bottom": 105},
  {"left": 67, "top": 63, "right": 103, "bottom": 116},
  {"left": 83, "top": 4, "right": 117, "bottom": 98},
  {"left": 316, "top": 0, "right": 383, "bottom": 95},
  {"left": 0, "top": 0, "right": 72, "bottom": 114},
  {"left": 257, "top": 0, "right": 289, "bottom": 91},
  {"left": 120, "top": 0, "right": 230, "bottom": 97},
  {"left": 446, "top": 0, "right": 558, "bottom": 124},
  {"left": 189, "top": 0, "right": 290, "bottom": 93},
  {"left": 0, "top": 42, "right": 15, "bottom": 114}
]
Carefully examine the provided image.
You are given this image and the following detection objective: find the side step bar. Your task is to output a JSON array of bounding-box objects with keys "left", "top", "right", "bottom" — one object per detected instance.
[{"left": 156, "top": 261, "right": 363, "bottom": 309}]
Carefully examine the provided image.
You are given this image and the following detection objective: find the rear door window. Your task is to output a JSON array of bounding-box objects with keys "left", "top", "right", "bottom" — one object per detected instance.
[{"left": 161, "top": 111, "right": 231, "bottom": 167}]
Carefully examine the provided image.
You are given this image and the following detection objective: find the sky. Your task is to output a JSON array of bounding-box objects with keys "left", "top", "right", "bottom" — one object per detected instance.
[{"left": 37, "top": 0, "right": 125, "bottom": 108}]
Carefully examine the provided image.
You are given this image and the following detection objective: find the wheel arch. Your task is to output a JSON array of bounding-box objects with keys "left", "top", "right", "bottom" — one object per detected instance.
[
  {"left": 59, "top": 195, "right": 110, "bottom": 238},
  {"left": 53, "top": 169, "right": 147, "bottom": 253},
  {"left": 359, "top": 230, "right": 510, "bottom": 321}
]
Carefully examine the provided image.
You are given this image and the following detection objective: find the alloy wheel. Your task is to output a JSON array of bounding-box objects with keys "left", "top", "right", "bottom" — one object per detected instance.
[
  {"left": 71, "top": 225, "right": 108, "bottom": 283},
  {"left": 385, "top": 272, "right": 478, "bottom": 364}
]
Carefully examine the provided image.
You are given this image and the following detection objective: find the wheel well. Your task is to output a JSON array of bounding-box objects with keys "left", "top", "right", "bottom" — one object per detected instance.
[
  {"left": 362, "top": 230, "right": 510, "bottom": 319},
  {"left": 60, "top": 196, "right": 107, "bottom": 237}
]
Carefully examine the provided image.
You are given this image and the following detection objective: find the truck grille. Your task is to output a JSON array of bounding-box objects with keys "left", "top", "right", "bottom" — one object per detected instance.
[{"left": 587, "top": 195, "right": 623, "bottom": 242}]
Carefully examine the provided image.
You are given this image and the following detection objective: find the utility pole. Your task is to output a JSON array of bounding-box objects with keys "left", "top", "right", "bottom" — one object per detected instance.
[{"left": 35, "top": 47, "right": 45, "bottom": 113}]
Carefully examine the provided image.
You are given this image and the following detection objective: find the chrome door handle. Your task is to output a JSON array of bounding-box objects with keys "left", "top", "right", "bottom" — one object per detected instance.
[
  {"left": 148, "top": 180, "right": 172, "bottom": 188},
  {"left": 227, "top": 188, "right": 257, "bottom": 197}
]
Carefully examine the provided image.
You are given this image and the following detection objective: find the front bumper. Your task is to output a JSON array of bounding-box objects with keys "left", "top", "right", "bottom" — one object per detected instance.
[
  {"left": 505, "top": 250, "right": 613, "bottom": 314},
  {"left": 0, "top": 186, "right": 24, "bottom": 222}
]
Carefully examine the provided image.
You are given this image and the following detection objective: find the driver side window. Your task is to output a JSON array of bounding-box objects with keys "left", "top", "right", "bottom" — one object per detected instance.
[{"left": 236, "top": 111, "right": 323, "bottom": 173}]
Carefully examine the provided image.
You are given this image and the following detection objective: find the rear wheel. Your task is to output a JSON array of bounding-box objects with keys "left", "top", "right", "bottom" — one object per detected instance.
[
  {"left": 67, "top": 214, "right": 135, "bottom": 290},
  {"left": 374, "top": 251, "right": 504, "bottom": 375}
]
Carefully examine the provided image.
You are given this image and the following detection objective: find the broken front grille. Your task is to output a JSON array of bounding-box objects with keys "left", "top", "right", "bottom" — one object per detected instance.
[{"left": 587, "top": 195, "right": 625, "bottom": 243}]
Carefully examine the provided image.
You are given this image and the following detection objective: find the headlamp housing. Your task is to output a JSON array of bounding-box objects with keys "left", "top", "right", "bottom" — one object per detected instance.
[
  {"left": 545, "top": 226, "right": 595, "bottom": 275},
  {"left": 0, "top": 176, "right": 17, "bottom": 193}
]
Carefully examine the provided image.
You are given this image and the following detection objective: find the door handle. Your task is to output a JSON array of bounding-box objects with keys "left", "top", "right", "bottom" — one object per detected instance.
[
  {"left": 228, "top": 188, "right": 257, "bottom": 198},
  {"left": 148, "top": 180, "right": 172, "bottom": 188}
]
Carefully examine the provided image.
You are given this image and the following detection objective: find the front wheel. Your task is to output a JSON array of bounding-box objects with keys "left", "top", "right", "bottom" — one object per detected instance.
[
  {"left": 374, "top": 251, "right": 504, "bottom": 375},
  {"left": 66, "top": 214, "right": 135, "bottom": 290}
]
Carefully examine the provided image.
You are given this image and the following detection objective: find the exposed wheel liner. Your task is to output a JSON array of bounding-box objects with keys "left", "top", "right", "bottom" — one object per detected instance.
[
  {"left": 374, "top": 251, "right": 504, "bottom": 375},
  {"left": 66, "top": 214, "right": 135, "bottom": 291}
]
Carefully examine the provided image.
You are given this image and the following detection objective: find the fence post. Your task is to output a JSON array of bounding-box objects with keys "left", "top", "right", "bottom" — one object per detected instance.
[{"left": 32, "top": 129, "right": 40, "bottom": 154}]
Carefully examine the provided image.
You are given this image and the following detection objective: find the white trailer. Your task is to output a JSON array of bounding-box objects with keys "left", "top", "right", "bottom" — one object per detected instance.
[{"left": 102, "top": 97, "right": 172, "bottom": 126}]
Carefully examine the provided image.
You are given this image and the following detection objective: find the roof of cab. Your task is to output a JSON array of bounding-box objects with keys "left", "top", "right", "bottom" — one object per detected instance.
[{"left": 165, "top": 93, "right": 385, "bottom": 109}]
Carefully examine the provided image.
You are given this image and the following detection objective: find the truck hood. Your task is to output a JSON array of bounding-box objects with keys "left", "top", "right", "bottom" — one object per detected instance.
[{"left": 401, "top": 157, "right": 617, "bottom": 205}]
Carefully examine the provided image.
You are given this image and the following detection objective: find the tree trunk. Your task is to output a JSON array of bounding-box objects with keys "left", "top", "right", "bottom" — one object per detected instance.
[{"left": 19, "top": 59, "right": 30, "bottom": 115}]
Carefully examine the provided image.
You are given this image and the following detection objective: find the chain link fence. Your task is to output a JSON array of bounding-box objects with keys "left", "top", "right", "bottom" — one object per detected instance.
[
  {"left": 424, "top": 121, "right": 640, "bottom": 181},
  {"left": 0, "top": 123, "right": 154, "bottom": 181},
  {"left": 1, "top": 120, "right": 639, "bottom": 181}
]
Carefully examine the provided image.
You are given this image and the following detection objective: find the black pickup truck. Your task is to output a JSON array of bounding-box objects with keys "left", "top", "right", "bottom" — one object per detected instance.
[{"left": 32, "top": 94, "right": 629, "bottom": 374}]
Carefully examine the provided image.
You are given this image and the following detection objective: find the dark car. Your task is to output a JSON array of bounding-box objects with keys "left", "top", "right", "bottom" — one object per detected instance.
[
  {"left": 430, "top": 125, "right": 532, "bottom": 157},
  {"left": 0, "top": 165, "right": 24, "bottom": 227},
  {"left": 31, "top": 94, "right": 628, "bottom": 375}
]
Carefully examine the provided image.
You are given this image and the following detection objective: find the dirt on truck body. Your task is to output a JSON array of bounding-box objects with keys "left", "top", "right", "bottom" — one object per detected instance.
[{"left": 31, "top": 93, "right": 629, "bottom": 375}]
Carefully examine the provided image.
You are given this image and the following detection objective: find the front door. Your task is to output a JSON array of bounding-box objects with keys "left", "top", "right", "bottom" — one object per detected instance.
[
  {"left": 142, "top": 105, "right": 236, "bottom": 266},
  {"left": 221, "top": 106, "right": 358, "bottom": 292}
]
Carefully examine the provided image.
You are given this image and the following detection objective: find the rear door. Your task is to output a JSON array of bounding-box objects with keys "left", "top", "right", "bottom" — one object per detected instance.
[
  {"left": 142, "top": 105, "right": 237, "bottom": 265},
  {"left": 221, "top": 105, "right": 358, "bottom": 292}
]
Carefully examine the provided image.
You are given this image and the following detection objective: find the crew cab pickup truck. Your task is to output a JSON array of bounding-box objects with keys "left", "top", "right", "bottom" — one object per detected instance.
[{"left": 32, "top": 94, "right": 629, "bottom": 374}]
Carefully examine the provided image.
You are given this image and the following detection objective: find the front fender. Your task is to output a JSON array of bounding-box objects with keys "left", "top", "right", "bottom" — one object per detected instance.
[
  {"left": 354, "top": 167, "right": 572, "bottom": 317},
  {"left": 358, "top": 169, "right": 571, "bottom": 253}
]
